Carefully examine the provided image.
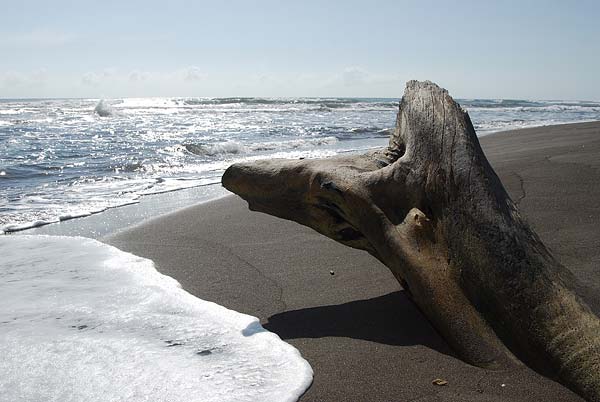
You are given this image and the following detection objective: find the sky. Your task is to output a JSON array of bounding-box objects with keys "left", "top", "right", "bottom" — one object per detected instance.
[{"left": 1, "top": 0, "right": 599, "bottom": 100}]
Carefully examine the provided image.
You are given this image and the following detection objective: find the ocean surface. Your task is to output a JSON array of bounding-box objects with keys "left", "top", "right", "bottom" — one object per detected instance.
[{"left": 1, "top": 96, "right": 600, "bottom": 233}]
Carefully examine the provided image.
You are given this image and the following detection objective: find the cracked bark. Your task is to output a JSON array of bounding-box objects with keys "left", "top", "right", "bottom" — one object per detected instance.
[{"left": 222, "top": 81, "right": 600, "bottom": 402}]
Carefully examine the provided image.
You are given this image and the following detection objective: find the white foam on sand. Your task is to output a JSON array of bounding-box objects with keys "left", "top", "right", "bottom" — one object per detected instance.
[{"left": 0, "top": 235, "right": 313, "bottom": 402}]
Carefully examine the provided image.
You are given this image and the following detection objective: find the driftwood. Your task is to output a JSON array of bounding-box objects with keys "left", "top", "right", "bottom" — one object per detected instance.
[{"left": 222, "top": 81, "right": 600, "bottom": 401}]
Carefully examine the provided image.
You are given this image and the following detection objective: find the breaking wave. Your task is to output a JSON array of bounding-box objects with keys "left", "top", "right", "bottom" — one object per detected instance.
[
  {"left": 184, "top": 141, "right": 247, "bottom": 156},
  {"left": 180, "top": 137, "right": 340, "bottom": 157},
  {"left": 94, "top": 100, "right": 113, "bottom": 117}
]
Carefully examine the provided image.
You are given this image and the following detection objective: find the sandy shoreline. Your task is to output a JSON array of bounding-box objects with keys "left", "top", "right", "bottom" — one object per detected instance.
[{"left": 103, "top": 121, "right": 599, "bottom": 401}]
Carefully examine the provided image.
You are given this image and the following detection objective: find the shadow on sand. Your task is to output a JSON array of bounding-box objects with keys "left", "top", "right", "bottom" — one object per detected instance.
[{"left": 263, "top": 291, "right": 454, "bottom": 358}]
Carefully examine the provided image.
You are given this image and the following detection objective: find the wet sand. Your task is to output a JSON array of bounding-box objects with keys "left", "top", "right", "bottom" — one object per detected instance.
[{"left": 106, "top": 121, "right": 600, "bottom": 402}]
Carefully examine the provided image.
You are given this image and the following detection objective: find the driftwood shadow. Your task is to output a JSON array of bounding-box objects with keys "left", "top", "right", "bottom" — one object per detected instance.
[{"left": 263, "top": 291, "right": 454, "bottom": 358}]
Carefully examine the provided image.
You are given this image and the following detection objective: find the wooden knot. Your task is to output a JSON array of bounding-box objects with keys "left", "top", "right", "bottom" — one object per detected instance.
[
  {"left": 400, "top": 208, "right": 435, "bottom": 248},
  {"left": 411, "top": 209, "right": 430, "bottom": 229}
]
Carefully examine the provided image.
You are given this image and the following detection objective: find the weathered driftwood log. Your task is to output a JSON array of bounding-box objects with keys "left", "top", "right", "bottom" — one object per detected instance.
[{"left": 222, "top": 81, "right": 600, "bottom": 401}]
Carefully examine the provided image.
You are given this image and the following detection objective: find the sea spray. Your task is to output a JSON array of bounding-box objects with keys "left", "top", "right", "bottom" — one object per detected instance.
[{"left": 94, "top": 99, "right": 112, "bottom": 117}]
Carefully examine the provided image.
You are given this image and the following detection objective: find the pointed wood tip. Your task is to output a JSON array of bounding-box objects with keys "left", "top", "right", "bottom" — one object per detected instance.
[{"left": 405, "top": 80, "right": 449, "bottom": 95}]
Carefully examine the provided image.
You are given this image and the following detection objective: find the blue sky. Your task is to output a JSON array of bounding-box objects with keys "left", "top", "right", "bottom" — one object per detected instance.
[{"left": 1, "top": 0, "right": 599, "bottom": 99}]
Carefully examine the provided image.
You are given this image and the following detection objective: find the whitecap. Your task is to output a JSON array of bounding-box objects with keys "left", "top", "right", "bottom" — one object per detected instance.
[
  {"left": 94, "top": 99, "right": 113, "bottom": 117},
  {"left": 184, "top": 141, "right": 247, "bottom": 156}
]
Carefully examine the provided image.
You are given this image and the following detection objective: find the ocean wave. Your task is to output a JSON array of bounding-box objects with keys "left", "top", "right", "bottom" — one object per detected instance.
[
  {"left": 0, "top": 108, "right": 24, "bottom": 115},
  {"left": 184, "top": 97, "right": 286, "bottom": 106},
  {"left": 474, "top": 118, "right": 599, "bottom": 134},
  {"left": 460, "top": 98, "right": 600, "bottom": 111},
  {"left": 110, "top": 162, "right": 146, "bottom": 173},
  {"left": 182, "top": 97, "right": 359, "bottom": 107},
  {"left": 183, "top": 141, "right": 247, "bottom": 156},
  {"left": 179, "top": 137, "right": 340, "bottom": 157},
  {"left": 0, "top": 175, "right": 229, "bottom": 233},
  {"left": 0, "top": 164, "right": 62, "bottom": 180},
  {"left": 250, "top": 136, "right": 338, "bottom": 151},
  {"left": 466, "top": 105, "right": 600, "bottom": 114},
  {"left": 350, "top": 127, "right": 393, "bottom": 135},
  {"left": 102, "top": 97, "right": 400, "bottom": 116},
  {"left": 328, "top": 126, "right": 393, "bottom": 140},
  {"left": 120, "top": 97, "right": 400, "bottom": 111},
  {"left": 94, "top": 99, "right": 113, "bottom": 117},
  {"left": 137, "top": 177, "right": 221, "bottom": 195}
]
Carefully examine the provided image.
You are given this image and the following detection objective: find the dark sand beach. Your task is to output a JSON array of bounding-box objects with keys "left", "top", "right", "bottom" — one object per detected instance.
[{"left": 106, "top": 121, "right": 600, "bottom": 402}]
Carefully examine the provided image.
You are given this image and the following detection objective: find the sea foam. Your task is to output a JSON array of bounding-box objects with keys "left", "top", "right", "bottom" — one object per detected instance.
[{"left": 0, "top": 235, "right": 312, "bottom": 402}]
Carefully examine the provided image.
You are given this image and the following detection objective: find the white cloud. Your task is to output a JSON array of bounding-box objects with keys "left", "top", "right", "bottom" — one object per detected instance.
[
  {"left": 32, "top": 68, "right": 48, "bottom": 81},
  {"left": 2, "top": 69, "right": 48, "bottom": 88},
  {"left": 81, "top": 68, "right": 119, "bottom": 86},
  {"left": 102, "top": 68, "right": 117, "bottom": 78},
  {"left": 77, "top": 67, "right": 207, "bottom": 89},
  {"left": 341, "top": 66, "right": 370, "bottom": 86},
  {"left": 81, "top": 72, "right": 100, "bottom": 86},
  {"left": 128, "top": 70, "right": 151, "bottom": 82},
  {"left": 181, "top": 66, "right": 207, "bottom": 82},
  {"left": 2, "top": 66, "right": 406, "bottom": 97},
  {"left": 3, "top": 72, "right": 26, "bottom": 86},
  {"left": 68, "top": 67, "right": 210, "bottom": 97}
]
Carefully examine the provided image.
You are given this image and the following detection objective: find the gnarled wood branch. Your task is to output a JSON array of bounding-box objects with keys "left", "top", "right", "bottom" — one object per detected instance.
[{"left": 222, "top": 81, "right": 600, "bottom": 401}]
